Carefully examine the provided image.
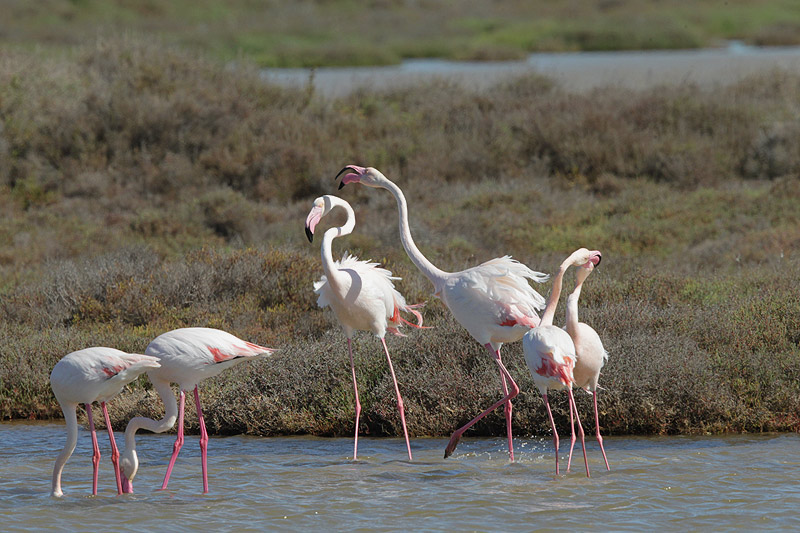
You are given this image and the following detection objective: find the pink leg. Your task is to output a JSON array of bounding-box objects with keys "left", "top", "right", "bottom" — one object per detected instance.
[
  {"left": 347, "top": 338, "right": 361, "bottom": 460},
  {"left": 381, "top": 338, "right": 413, "bottom": 461},
  {"left": 566, "top": 391, "right": 576, "bottom": 472},
  {"left": 161, "top": 390, "right": 186, "bottom": 490},
  {"left": 444, "top": 345, "right": 519, "bottom": 459},
  {"left": 496, "top": 350, "right": 515, "bottom": 462},
  {"left": 85, "top": 404, "right": 100, "bottom": 496},
  {"left": 100, "top": 401, "right": 123, "bottom": 495},
  {"left": 542, "top": 394, "right": 560, "bottom": 476},
  {"left": 594, "top": 391, "right": 610, "bottom": 470},
  {"left": 567, "top": 388, "right": 590, "bottom": 478},
  {"left": 193, "top": 386, "right": 209, "bottom": 494}
]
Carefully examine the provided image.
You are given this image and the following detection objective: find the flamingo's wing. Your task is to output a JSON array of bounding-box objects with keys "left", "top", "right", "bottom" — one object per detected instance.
[
  {"left": 472, "top": 256, "right": 548, "bottom": 308},
  {"left": 147, "top": 327, "right": 274, "bottom": 369},
  {"left": 451, "top": 256, "right": 548, "bottom": 327}
]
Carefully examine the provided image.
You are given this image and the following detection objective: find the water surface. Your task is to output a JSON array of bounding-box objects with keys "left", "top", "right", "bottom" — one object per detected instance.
[
  {"left": 262, "top": 42, "right": 800, "bottom": 96},
  {"left": 1, "top": 421, "right": 798, "bottom": 531}
]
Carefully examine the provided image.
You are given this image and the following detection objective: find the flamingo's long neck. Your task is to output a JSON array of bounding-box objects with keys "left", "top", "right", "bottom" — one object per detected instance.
[
  {"left": 320, "top": 201, "right": 356, "bottom": 286},
  {"left": 565, "top": 281, "right": 584, "bottom": 337},
  {"left": 51, "top": 403, "right": 78, "bottom": 497},
  {"left": 122, "top": 377, "right": 178, "bottom": 452},
  {"left": 380, "top": 178, "right": 448, "bottom": 291},
  {"left": 540, "top": 260, "right": 571, "bottom": 327}
]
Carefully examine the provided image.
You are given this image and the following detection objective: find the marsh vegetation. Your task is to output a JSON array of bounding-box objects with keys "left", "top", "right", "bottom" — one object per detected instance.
[{"left": 1, "top": 21, "right": 799, "bottom": 438}]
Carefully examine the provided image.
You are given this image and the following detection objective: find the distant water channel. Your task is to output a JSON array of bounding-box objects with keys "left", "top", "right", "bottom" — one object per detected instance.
[
  {"left": 1, "top": 421, "right": 798, "bottom": 531},
  {"left": 262, "top": 42, "right": 800, "bottom": 96}
]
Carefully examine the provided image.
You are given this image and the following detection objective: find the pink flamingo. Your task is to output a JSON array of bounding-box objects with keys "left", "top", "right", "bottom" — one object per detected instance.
[
  {"left": 565, "top": 251, "right": 610, "bottom": 471},
  {"left": 523, "top": 248, "right": 601, "bottom": 477},
  {"left": 119, "top": 327, "right": 274, "bottom": 494},
  {"left": 336, "top": 166, "right": 548, "bottom": 460},
  {"left": 305, "top": 195, "right": 424, "bottom": 460},
  {"left": 49, "top": 347, "right": 160, "bottom": 497}
]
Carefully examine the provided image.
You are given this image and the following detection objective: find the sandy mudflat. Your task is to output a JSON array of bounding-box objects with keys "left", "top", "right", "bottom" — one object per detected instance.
[{"left": 262, "top": 43, "right": 800, "bottom": 96}]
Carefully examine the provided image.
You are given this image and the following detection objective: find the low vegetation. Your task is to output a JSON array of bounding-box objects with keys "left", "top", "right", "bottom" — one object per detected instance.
[
  {"left": 3, "top": 1, "right": 800, "bottom": 67},
  {"left": 1, "top": 37, "right": 799, "bottom": 439}
]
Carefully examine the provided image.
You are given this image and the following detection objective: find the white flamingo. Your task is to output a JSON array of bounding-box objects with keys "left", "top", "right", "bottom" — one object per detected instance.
[
  {"left": 49, "top": 347, "right": 160, "bottom": 497},
  {"left": 565, "top": 252, "right": 610, "bottom": 471},
  {"left": 523, "top": 248, "right": 601, "bottom": 477},
  {"left": 119, "top": 327, "right": 274, "bottom": 494},
  {"left": 305, "top": 194, "right": 424, "bottom": 460},
  {"left": 336, "top": 166, "right": 548, "bottom": 460}
]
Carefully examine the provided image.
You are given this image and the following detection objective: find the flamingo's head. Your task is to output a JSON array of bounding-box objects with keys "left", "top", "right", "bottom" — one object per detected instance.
[
  {"left": 575, "top": 250, "right": 601, "bottom": 284},
  {"left": 304, "top": 195, "right": 338, "bottom": 243},
  {"left": 566, "top": 248, "right": 602, "bottom": 269},
  {"left": 120, "top": 448, "right": 138, "bottom": 494},
  {"left": 335, "top": 165, "right": 388, "bottom": 190}
]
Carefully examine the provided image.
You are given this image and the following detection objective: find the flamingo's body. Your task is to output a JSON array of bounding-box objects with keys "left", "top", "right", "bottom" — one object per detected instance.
[
  {"left": 49, "top": 348, "right": 160, "bottom": 497},
  {"left": 523, "top": 248, "right": 601, "bottom": 477},
  {"left": 565, "top": 255, "right": 610, "bottom": 471},
  {"left": 306, "top": 195, "right": 424, "bottom": 460},
  {"left": 337, "top": 166, "right": 548, "bottom": 460},
  {"left": 119, "top": 327, "right": 274, "bottom": 494}
]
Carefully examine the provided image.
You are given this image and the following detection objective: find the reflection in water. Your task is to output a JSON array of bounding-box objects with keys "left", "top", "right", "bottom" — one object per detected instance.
[{"left": 1, "top": 421, "right": 799, "bottom": 531}]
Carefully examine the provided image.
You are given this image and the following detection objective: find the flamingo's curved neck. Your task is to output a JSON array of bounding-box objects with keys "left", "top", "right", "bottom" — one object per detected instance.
[
  {"left": 565, "top": 282, "right": 584, "bottom": 336},
  {"left": 122, "top": 377, "right": 178, "bottom": 452},
  {"left": 380, "top": 178, "right": 448, "bottom": 290},
  {"left": 51, "top": 403, "right": 78, "bottom": 496},
  {"left": 320, "top": 201, "right": 356, "bottom": 284},
  {"left": 540, "top": 259, "right": 572, "bottom": 327}
]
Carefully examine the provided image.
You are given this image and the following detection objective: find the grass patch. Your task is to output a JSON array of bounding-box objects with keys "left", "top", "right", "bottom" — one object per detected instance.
[{"left": 2, "top": 1, "right": 800, "bottom": 67}]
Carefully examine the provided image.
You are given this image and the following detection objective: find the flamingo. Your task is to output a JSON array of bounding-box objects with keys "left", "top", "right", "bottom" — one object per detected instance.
[
  {"left": 565, "top": 251, "right": 610, "bottom": 471},
  {"left": 523, "top": 248, "right": 601, "bottom": 477},
  {"left": 119, "top": 327, "right": 274, "bottom": 494},
  {"left": 305, "top": 194, "right": 424, "bottom": 460},
  {"left": 336, "top": 165, "right": 548, "bottom": 460},
  {"left": 49, "top": 347, "right": 161, "bottom": 497}
]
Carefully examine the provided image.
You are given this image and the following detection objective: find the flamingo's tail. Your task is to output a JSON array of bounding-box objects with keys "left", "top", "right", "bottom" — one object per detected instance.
[{"left": 388, "top": 302, "right": 430, "bottom": 336}]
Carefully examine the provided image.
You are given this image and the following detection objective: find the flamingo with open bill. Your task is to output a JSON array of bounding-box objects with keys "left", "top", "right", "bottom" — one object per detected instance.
[{"left": 336, "top": 165, "right": 548, "bottom": 461}]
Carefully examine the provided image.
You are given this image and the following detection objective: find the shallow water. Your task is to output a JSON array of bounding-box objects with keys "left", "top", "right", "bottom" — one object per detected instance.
[
  {"left": 262, "top": 42, "right": 800, "bottom": 96},
  {"left": 1, "top": 421, "right": 798, "bottom": 531}
]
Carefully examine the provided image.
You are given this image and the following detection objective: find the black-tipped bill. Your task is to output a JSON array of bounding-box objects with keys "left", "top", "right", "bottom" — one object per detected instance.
[
  {"left": 334, "top": 166, "right": 351, "bottom": 181},
  {"left": 305, "top": 226, "right": 314, "bottom": 243}
]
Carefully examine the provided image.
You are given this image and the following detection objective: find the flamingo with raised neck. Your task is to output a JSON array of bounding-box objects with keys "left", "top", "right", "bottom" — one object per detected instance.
[{"left": 336, "top": 165, "right": 549, "bottom": 461}]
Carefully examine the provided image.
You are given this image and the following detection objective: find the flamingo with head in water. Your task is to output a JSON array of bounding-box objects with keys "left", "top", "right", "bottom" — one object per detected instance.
[
  {"left": 119, "top": 327, "right": 274, "bottom": 494},
  {"left": 336, "top": 165, "right": 548, "bottom": 461},
  {"left": 523, "top": 248, "right": 601, "bottom": 477},
  {"left": 565, "top": 251, "right": 610, "bottom": 471},
  {"left": 305, "top": 194, "right": 424, "bottom": 460},
  {"left": 49, "top": 347, "right": 160, "bottom": 497}
]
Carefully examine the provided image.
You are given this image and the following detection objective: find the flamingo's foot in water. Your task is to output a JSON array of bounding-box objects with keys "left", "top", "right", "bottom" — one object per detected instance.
[{"left": 444, "top": 432, "right": 462, "bottom": 458}]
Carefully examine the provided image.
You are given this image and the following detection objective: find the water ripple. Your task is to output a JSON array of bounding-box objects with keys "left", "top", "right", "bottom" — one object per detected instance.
[{"left": 1, "top": 422, "right": 799, "bottom": 531}]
